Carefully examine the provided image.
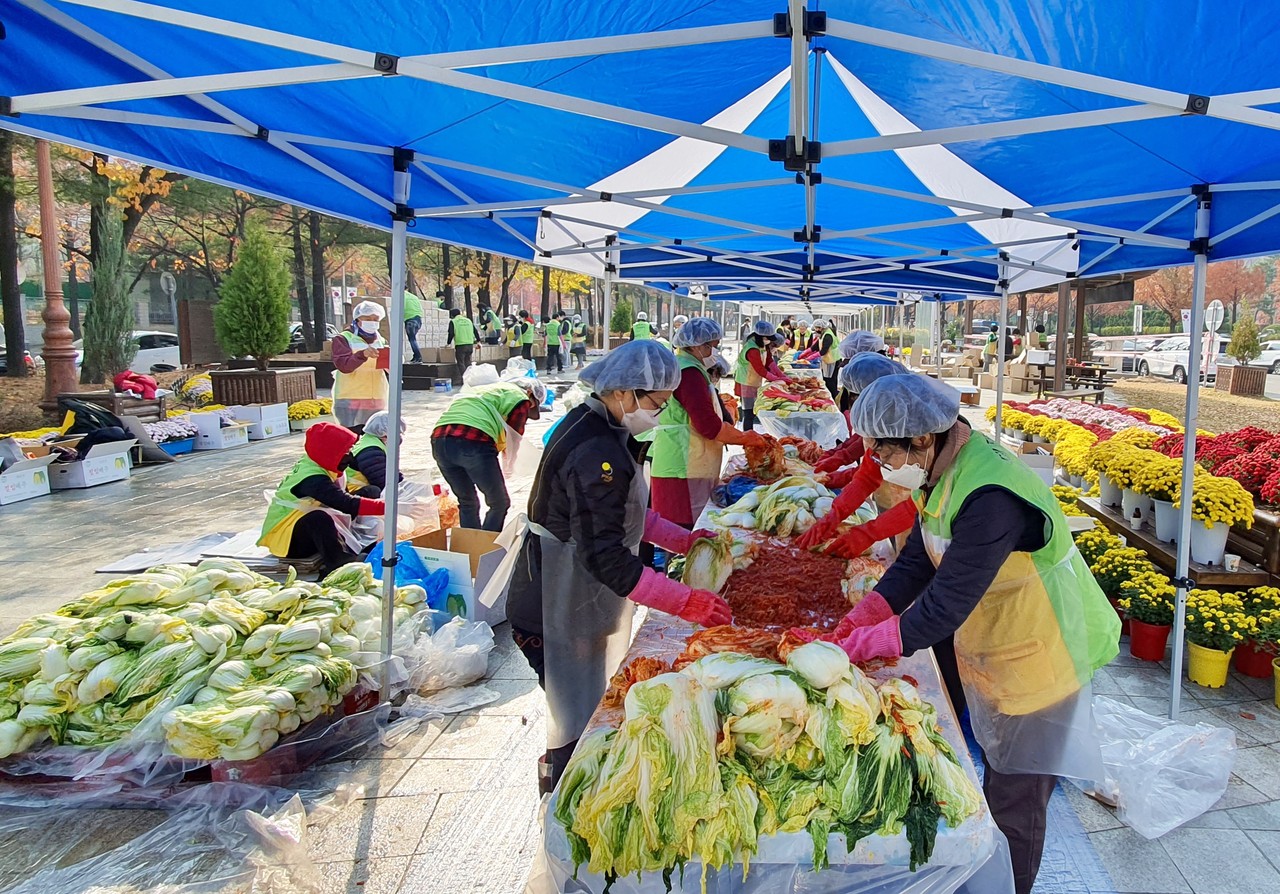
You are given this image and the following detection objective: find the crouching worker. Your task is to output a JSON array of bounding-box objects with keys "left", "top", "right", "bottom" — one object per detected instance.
[
  {"left": 345, "top": 410, "right": 405, "bottom": 495},
  {"left": 258, "top": 422, "right": 385, "bottom": 576}
]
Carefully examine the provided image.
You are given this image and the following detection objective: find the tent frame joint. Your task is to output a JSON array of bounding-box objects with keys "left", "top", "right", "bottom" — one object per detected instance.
[
  {"left": 1184, "top": 94, "right": 1210, "bottom": 115},
  {"left": 392, "top": 203, "right": 414, "bottom": 223},
  {"left": 0, "top": 97, "right": 15, "bottom": 118},
  {"left": 393, "top": 147, "right": 414, "bottom": 170},
  {"left": 1170, "top": 576, "right": 1195, "bottom": 590},
  {"left": 794, "top": 225, "right": 822, "bottom": 243},
  {"left": 770, "top": 136, "right": 821, "bottom": 172},
  {"left": 375, "top": 53, "right": 400, "bottom": 74},
  {"left": 772, "top": 9, "right": 826, "bottom": 38},
  {"left": 1189, "top": 236, "right": 1210, "bottom": 256}
]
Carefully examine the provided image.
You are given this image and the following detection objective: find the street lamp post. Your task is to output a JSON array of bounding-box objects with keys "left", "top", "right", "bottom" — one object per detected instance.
[{"left": 36, "top": 139, "right": 78, "bottom": 407}]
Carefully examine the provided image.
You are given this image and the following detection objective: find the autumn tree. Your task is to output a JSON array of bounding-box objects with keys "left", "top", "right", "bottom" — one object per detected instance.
[
  {"left": 1134, "top": 266, "right": 1193, "bottom": 330},
  {"left": 1206, "top": 259, "right": 1266, "bottom": 326}
]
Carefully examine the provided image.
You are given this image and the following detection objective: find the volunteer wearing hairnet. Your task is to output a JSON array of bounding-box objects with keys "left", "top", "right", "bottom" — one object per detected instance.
[
  {"left": 345, "top": 410, "right": 406, "bottom": 493},
  {"left": 795, "top": 354, "right": 917, "bottom": 557},
  {"left": 569, "top": 314, "right": 588, "bottom": 369},
  {"left": 430, "top": 377, "right": 545, "bottom": 531},
  {"left": 507, "top": 340, "right": 733, "bottom": 793},
  {"left": 331, "top": 301, "right": 389, "bottom": 431},
  {"left": 733, "top": 319, "right": 791, "bottom": 431},
  {"left": 795, "top": 373, "right": 1118, "bottom": 894},
  {"left": 708, "top": 352, "right": 738, "bottom": 423},
  {"left": 651, "top": 318, "right": 767, "bottom": 526},
  {"left": 790, "top": 318, "right": 811, "bottom": 353},
  {"left": 813, "top": 329, "right": 890, "bottom": 472},
  {"left": 798, "top": 318, "right": 841, "bottom": 396}
]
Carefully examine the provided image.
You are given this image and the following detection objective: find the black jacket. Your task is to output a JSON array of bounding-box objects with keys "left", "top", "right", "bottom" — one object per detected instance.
[{"left": 507, "top": 399, "right": 648, "bottom": 634}]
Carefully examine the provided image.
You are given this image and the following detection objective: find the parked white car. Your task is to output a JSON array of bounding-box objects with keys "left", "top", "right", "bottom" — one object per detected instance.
[
  {"left": 73, "top": 330, "right": 181, "bottom": 374},
  {"left": 1135, "top": 334, "right": 1228, "bottom": 383},
  {"left": 1256, "top": 339, "right": 1280, "bottom": 374}
]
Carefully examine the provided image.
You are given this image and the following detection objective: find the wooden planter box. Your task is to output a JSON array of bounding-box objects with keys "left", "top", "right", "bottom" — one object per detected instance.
[
  {"left": 1215, "top": 364, "right": 1268, "bottom": 396},
  {"left": 1229, "top": 507, "right": 1280, "bottom": 576},
  {"left": 229, "top": 358, "right": 333, "bottom": 388},
  {"left": 58, "top": 391, "right": 167, "bottom": 422},
  {"left": 210, "top": 367, "right": 316, "bottom": 406}
]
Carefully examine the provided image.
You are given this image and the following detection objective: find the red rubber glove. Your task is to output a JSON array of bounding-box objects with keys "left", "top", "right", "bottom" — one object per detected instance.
[
  {"left": 824, "top": 499, "right": 918, "bottom": 558},
  {"left": 741, "top": 431, "right": 769, "bottom": 450},
  {"left": 643, "top": 509, "right": 697, "bottom": 555},
  {"left": 823, "top": 526, "right": 877, "bottom": 559},
  {"left": 358, "top": 498, "right": 386, "bottom": 516},
  {"left": 795, "top": 518, "right": 837, "bottom": 550},
  {"left": 835, "top": 615, "right": 903, "bottom": 664},
  {"left": 626, "top": 568, "right": 731, "bottom": 626}
]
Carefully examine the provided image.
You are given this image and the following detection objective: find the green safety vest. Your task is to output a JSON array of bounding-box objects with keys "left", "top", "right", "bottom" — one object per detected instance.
[
  {"left": 346, "top": 432, "right": 385, "bottom": 490},
  {"left": 259, "top": 455, "right": 334, "bottom": 547},
  {"left": 452, "top": 316, "right": 476, "bottom": 346},
  {"left": 631, "top": 320, "right": 652, "bottom": 339},
  {"left": 571, "top": 323, "right": 587, "bottom": 344},
  {"left": 434, "top": 382, "right": 530, "bottom": 452},
  {"left": 520, "top": 321, "right": 535, "bottom": 345},
  {"left": 481, "top": 310, "right": 501, "bottom": 332},
  {"left": 403, "top": 291, "right": 424, "bottom": 320},
  {"left": 546, "top": 320, "right": 563, "bottom": 346},
  {"left": 821, "top": 331, "right": 840, "bottom": 364},
  {"left": 734, "top": 337, "right": 766, "bottom": 387},
  {"left": 916, "top": 433, "right": 1119, "bottom": 716},
  {"left": 652, "top": 351, "right": 723, "bottom": 481}
]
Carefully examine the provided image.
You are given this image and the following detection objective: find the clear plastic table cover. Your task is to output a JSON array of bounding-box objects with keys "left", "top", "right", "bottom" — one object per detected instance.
[
  {"left": 757, "top": 411, "right": 848, "bottom": 450},
  {"left": 533, "top": 615, "right": 1016, "bottom": 894}
]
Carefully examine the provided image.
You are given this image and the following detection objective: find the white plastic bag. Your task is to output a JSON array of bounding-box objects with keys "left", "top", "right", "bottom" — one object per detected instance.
[
  {"left": 1089, "top": 695, "right": 1237, "bottom": 839},
  {"left": 462, "top": 363, "right": 501, "bottom": 390},
  {"left": 406, "top": 616, "right": 496, "bottom": 693},
  {"left": 504, "top": 357, "right": 537, "bottom": 376}
]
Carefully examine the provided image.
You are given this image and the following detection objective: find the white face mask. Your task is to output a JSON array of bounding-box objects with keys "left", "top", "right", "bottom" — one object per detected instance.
[
  {"left": 879, "top": 444, "right": 932, "bottom": 491},
  {"left": 620, "top": 391, "right": 662, "bottom": 435},
  {"left": 356, "top": 320, "right": 380, "bottom": 335},
  {"left": 701, "top": 348, "right": 722, "bottom": 370}
]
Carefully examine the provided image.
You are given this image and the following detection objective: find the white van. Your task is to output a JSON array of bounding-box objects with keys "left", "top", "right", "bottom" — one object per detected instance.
[{"left": 1136, "top": 334, "right": 1228, "bottom": 383}]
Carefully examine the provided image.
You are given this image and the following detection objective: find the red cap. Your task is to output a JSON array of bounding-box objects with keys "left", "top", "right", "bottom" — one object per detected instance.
[{"left": 304, "top": 422, "right": 358, "bottom": 473}]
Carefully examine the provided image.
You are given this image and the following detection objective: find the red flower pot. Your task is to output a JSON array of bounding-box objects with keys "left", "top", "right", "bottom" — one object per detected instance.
[
  {"left": 1129, "top": 619, "right": 1172, "bottom": 662},
  {"left": 1107, "top": 597, "right": 1131, "bottom": 637},
  {"left": 1234, "top": 640, "right": 1276, "bottom": 679}
]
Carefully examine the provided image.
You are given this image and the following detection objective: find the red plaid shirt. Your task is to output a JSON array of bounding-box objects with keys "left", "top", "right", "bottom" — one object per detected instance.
[{"left": 431, "top": 401, "right": 531, "bottom": 445}]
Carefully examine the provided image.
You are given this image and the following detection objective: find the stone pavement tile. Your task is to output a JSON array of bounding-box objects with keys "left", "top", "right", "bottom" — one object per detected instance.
[
  {"left": 424, "top": 713, "right": 544, "bottom": 763},
  {"left": 1090, "top": 667, "right": 1125, "bottom": 697},
  {"left": 1179, "top": 808, "right": 1237, "bottom": 829},
  {"left": 316, "top": 856, "right": 410, "bottom": 894},
  {"left": 469, "top": 677, "right": 546, "bottom": 718},
  {"left": 403, "top": 785, "right": 541, "bottom": 894},
  {"left": 488, "top": 648, "right": 538, "bottom": 680},
  {"left": 390, "top": 759, "right": 497, "bottom": 796},
  {"left": 376, "top": 718, "right": 450, "bottom": 762},
  {"left": 1223, "top": 703, "right": 1280, "bottom": 746},
  {"left": 1183, "top": 705, "right": 1266, "bottom": 746},
  {"left": 1228, "top": 801, "right": 1280, "bottom": 831},
  {"left": 1160, "top": 827, "right": 1280, "bottom": 893},
  {"left": 1213, "top": 774, "right": 1272, "bottom": 810},
  {"left": 1246, "top": 831, "right": 1280, "bottom": 872},
  {"left": 1189, "top": 676, "right": 1265, "bottom": 707},
  {"left": 0, "top": 808, "right": 168, "bottom": 888},
  {"left": 1111, "top": 665, "right": 1182, "bottom": 700},
  {"left": 1239, "top": 672, "right": 1278, "bottom": 699},
  {"left": 307, "top": 794, "right": 441, "bottom": 861},
  {"left": 1060, "top": 782, "right": 1125, "bottom": 832},
  {"left": 1109, "top": 649, "right": 1163, "bottom": 670},
  {"left": 1228, "top": 745, "right": 1280, "bottom": 799},
  {"left": 1089, "top": 827, "right": 1190, "bottom": 893},
  {"left": 300, "top": 758, "right": 415, "bottom": 798}
]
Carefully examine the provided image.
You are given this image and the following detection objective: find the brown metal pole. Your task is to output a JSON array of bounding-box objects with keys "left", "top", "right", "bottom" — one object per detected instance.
[
  {"left": 1074, "top": 281, "right": 1087, "bottom": 362},
  {"left": 1054, "top": 281, "right": 1070, "bottom": 391},
  {"left": 36, "top": 139, "right": 78, "bottom": 406}
]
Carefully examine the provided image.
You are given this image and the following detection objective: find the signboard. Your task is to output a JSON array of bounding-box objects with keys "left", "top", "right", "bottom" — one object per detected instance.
[
  {"left": 345, "top": 287, "right": 358, "bottom": 299},
  {"left": 330, "top": 286, "right": 342, "bottom": 300},
  {"left": 1205, "top": 299, "right": 1225, "bottom": 332},
  {"left": 1082, "top": 280, "right": 1135, "bottom": 306},
  {"left": 1181, "top": 309, "right": 1192, "bottom": 332},
  {"left": 1133, "top": 303, "right": 1144, "bottom": 334}
]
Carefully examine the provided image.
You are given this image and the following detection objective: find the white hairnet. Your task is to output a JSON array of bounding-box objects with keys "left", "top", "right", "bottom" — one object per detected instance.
[
  {"left": 812, "top": 319, "right": 829, "bottom": 329},
  {"left": 636, "top": 311, "right": 648, "bottom": 320},
  {"left": 579, "top": 340, "right": 680, "bottom": 393},
  {"left": 353, "top": 300, "right": 386, "bottom": 320},
  {"left": 838, "top": 329, "right": 885, "bottom": 359},
  {"left": 850, "top": 374, "right": 961, "bottom": 439},
  {"left": 672, "top": 316, "right": 723, "bottom": 347},
  {"left": 795, "top": 318, "right": 811, "bottom": 327},
  {"left": 839, "top": 353, "right": 909, "bottom": 394},
  {"left": 573, "top": 314, "right": 582, "bottom": 323},
  {"left": 511, "top": 376, "right": 548, "bottom": 405},
  {"left": 751, "top": 320, "right": 776, "bottom": 338},
  {"left": 362, "top": 411, "right": 406, "bottom": 439},
  {"left": 672, "top": 314, "right": 689, "bottom": 326}
]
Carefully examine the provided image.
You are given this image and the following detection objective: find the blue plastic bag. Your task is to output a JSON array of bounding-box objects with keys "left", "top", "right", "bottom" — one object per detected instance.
[{"left": 366, "top": 540, "right": 451, "bottom": 611}]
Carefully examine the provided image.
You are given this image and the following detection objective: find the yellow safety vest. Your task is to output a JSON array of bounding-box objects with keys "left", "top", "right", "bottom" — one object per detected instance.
[{"left": 332, "top": 331, "right": 388, "bottom": 404}]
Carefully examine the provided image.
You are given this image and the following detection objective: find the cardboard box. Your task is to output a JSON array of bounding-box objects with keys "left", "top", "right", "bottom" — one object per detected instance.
[
  {"left": 230, "top": 403, "right": 290, "bottom": 440},
  {"left": 978, "top": 374, "right": 997, "bottom": 390},
  {"left": 48, "top": 439, "right": 136, "bottom": 489},
  {"left": 411, "top": 526, "right": 511, "bottom": 625},
  {"left": 437, "top": 346, "right": 457, "bottom": 364},
  {"left": 1019, "top": 451, "right": 1056, "bottom": 486},
  {"left": 191, "top": 412, "right": 251, "bottom": 451},
  {"left": 0, "top": 454, "right": 56, "bottom": 505}
]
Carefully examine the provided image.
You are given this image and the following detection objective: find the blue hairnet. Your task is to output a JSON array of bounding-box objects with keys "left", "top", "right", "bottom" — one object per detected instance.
[
  {"left": 839, "top": 329, "right": 885, "bottom": 359},
  {"left": 672, "top": 316, "right": 723, "bottom": 348},
  {"left": 752, "top": 320, "right": 777, "bottom": 338},
  {"left": 850, "top": 374, "right": 961, "bottom": 438},
  {"left": 580, "top": 340, "right": 680, "bottom": 393},
  {"left": 362, "top": 411, "right": 405, "bottom": 439},
  {"left": 839, "top": 353, "right": 910, "bottom": 395}
]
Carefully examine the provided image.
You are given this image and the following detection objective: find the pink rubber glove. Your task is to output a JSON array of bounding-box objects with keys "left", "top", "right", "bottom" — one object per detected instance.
[
  {"left": 835, "top": 615, "right": 903, "bottom": 664},
  {"left": 843, "top": 592, "right": 894, "bottom": 629},
  {"left": 627, "top": 568, "right": 732, "bottom": 626},
  {"left": 643, "top": 509, "right": 696, "bottom": 555}
]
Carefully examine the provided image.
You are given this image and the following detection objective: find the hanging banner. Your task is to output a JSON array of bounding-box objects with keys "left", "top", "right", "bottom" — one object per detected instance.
[
  {"left": 1180, "top": 309, "right": 1192, "bottom": 332},
  {"left": 1133, "top": 303, "right": 1144, "bottom": 334}
]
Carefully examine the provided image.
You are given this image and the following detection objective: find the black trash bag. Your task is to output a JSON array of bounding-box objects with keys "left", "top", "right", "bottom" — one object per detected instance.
[{"left": 57, "top": 398, "right": 127, "bottom": 437}]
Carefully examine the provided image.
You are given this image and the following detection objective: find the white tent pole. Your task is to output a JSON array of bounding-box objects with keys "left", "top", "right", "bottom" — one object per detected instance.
[
  {"left": 1170, "top": 190, "right": 1212, "bottom": 720},
  {"left": 897, "top": 299, "right": 905, "bottom": 357},
  {"left": 378, "top": 152, "right": 411, "bottom": 704},
  {"left": 601, "top": 253, "right": 614, "bottom": 351},
  {"left": 994, "top": 257, "right": 1010, "bottom": 440}
]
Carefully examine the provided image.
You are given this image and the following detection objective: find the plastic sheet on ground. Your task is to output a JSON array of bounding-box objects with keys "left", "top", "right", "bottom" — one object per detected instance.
[
  {"left": 0, "top": 784, "right": 324, "bottom": 894},
  {"left": 405, "top": 616, "right": 496, "bottom": 693},
  {"left": 534, "top": 615, "right": 1016, "bottom": 894},
  {"left": 758, "top": 410, "right": 847, "bottom": 449},
  {"left": 1088, "top": 695, "right": 1237, "bottom": 839}
]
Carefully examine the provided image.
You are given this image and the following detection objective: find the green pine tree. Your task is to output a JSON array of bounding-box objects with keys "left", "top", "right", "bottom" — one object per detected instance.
[
  {"left": 81, "top": 195, "right": 137, "bottom": 383},
  {"left": 1227, "top": 317, "right": 1263, "bottom": 366},
  {"left": 214, "top": 226, "right": 292, "bottom": 370},
  {"left": 610, "top": 297, "right": 634, "bottom": 336}
]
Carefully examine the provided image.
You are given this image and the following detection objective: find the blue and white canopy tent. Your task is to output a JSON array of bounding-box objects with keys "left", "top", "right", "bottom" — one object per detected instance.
[{"left": 7, "top": 0, "right": 1280, "bottom": 710}]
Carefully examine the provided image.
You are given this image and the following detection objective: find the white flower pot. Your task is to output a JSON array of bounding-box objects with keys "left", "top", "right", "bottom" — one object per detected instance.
[
  {"left": 1152, "top": 499, "right": 1180, "bottom": 544},
  {"left": 1121, "top": 489, "right": 1153, "bottom": 527},
  {"left": 1189, "top": 521, "right": 1229, "bottom": 566},
  {"left": 1070, "top": 474, "right": 1085, "bottom": 489},
  {"left": 1032, "top": 435, "right": 1049, "bottom": 445},
  {"left": 1099, "top": 474, "right": 1123, "bottom": 508}
]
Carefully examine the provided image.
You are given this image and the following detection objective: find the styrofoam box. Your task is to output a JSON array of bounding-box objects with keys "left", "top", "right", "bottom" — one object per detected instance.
[
  {"left": 0, "top": 454, "right": 57, "bottom": 505},
  {"left": 49, "top": 440, "right": 137, "bottom": 489},
  {"left": 230, "top": 403, "right": 290, "bottom": 440},
  {"left": 191, "top": 412, "right": 251, "bottom": 451}
]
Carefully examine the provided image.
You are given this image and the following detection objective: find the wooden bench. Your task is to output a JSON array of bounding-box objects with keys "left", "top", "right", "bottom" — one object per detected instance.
[{"left": 1045, "top": 388, "right": 1107, "bottom": 404}]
